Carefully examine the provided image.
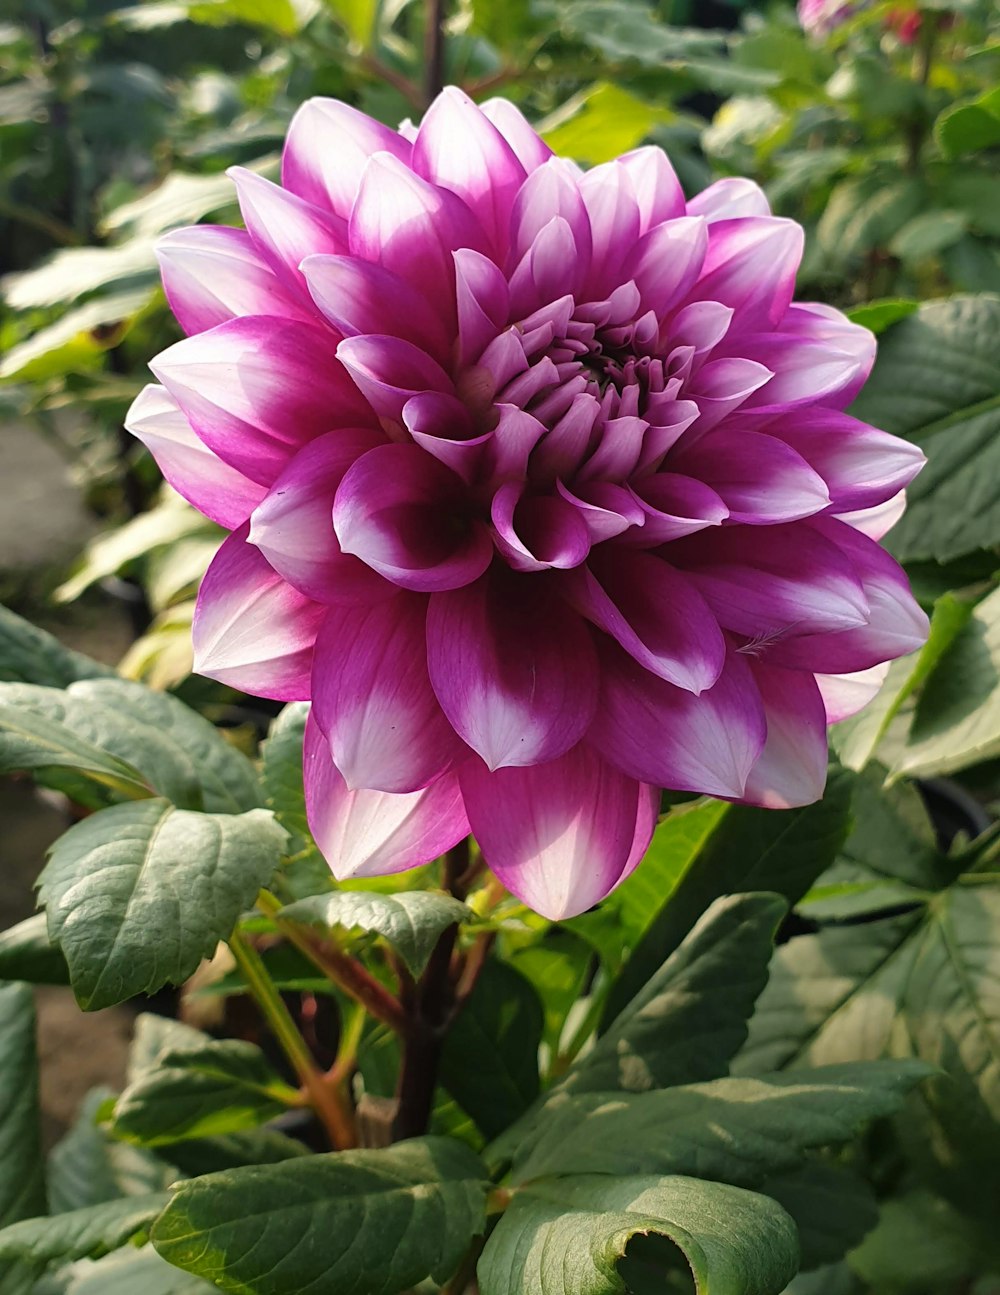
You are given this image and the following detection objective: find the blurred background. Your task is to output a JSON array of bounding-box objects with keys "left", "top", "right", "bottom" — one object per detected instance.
[{"left": 1, "top": 1, "right": 999, "bottom": 1287}]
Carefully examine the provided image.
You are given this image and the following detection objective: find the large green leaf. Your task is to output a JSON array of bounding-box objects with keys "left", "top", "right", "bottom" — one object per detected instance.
[
  {"left": 38, "top": 799, "right": 287, "bottom": 1010},
  {"left": 0, "top": 984, "right": 46, "bottom": 1295},
  {"left": 152, "top": 1137, "right": 490, "bottom": 1294},
  {"left": 111, "top": 1039, "right": 297, "bottom": 1145},
  {"left": 46, "top": 1246, "right": 217, "bottom": 1295},
  {"left": 760, "top": 1164, "right": 878, "bottom": 1271},
  {"left": 0, "top": 605, "right": 114, "bottom": 688},
  {"left": 478, "top": 1174, "right": 799, "bottom": 1295},
  {"left": 0, "top": 680, "right": 260, "bottom": 813},
  {"left": 509, "top": 1061, "right": 929, "bottom": 1185},
  {"left": 849, "top": 295, "right": 1000, "bottom": 563},
  {"left": 603, "top": 771, "right": 853, "bottom": 1025},
  {"left": 0, "top": 915, "right": 69, "bottom": 986},
  {"left": 0, "top": 1196, "right": 168, "bottom": 1269},
  {"left": 279, "top": 890, "right": 470, "bottom": 978}
]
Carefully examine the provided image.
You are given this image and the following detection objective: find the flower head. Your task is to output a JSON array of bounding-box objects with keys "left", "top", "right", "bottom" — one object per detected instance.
[
  {"left": 127, "top": 88, "right": 927, "bottom": 919},
  {"left": 797, "top": 0, "right": 865, "bottom": 35}
]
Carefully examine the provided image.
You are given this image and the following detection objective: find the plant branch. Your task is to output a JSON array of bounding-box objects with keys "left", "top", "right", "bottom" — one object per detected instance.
[
  {"left": 423, "top": 0, "right": 447, "bottom": 107},
  {"left": 228, "top": 928, "right": 357, "bottom": 1150}
]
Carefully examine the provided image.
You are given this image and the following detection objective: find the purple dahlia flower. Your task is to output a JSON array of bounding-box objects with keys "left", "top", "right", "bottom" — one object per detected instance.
[{"left": 126, "top": 88, "right": 927, "bottom": 919}]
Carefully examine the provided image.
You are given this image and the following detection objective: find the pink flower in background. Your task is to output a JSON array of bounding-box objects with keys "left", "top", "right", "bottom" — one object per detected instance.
[
  {"left": 127, "top": 87, "right": 927, "bottom": 919},
  {"left": 797, "top": 0, "right": 866, "bottom": 35}
]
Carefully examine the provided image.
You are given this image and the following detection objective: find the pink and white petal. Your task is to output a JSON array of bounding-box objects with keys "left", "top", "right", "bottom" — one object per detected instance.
[
  {"left": 460, "top": 743, "right": 644, "bottom": 919},
  {"left": 736, "top": 337, "right": 868, "bottom": 414},
  {"left": 403, "top": 393, "right": 492, "bottom": 483},
  {"left": 150, "top": 317, "right": 373, "bottom": 486},
  {"left": 688, "top": 217, "right": 803, "bottom": 331},
  {"left": 336, "top": 334, "right": 454, "bottom": 421},
  {"left": 591, "top": 644, "right": 767, "bottom": 799},
  {"left": 426, "top": 572, "right": 599, "bottom": 771},
  {"left": 624, "top": 216, "right": 708, "bottom": 320},
  {"left": 620, "top": 782, "right": 661, "bottom": 884},
  {"left": 156, "top": 226, "right": 310, "bottom": 334},
  {"left": 350, "top": 152, "right": 490, "bottom": 309},
  {"left": 670, "top": 522, "right": 870, "bottom": 640},
  {"left": 762, "top": 408, "right": 925, "bottom": 511},
  {"left": 835, "top": 490, "right": 908, "bottom": 540},
  {"left": 508, "top": 215, "right": 580, "bottom": 319},
  {"left": 741, "top": 664, "right": 829, "bottom": 809},
  {"left": 564, "top": 551, "right": 725, "bottom": 693},
  {"left": 479, "top": 97, "right": 553, "bottom": 173},
  {"left": 334, "top": 442, "right": 493, "bottom": 592},
  {"left": 669, "top": 429, "right": 830, "bottom": 524},
  {"left": 817, "top": 663, "right": 891, "bottom": 724},
  {"left": 619, "top": 145, "right": 686, "bottom": 230},
  {"left": 686, "top": 356, "right": 774, "bottom": 434},
  {"left": 247, "top": 428, "right": 392, "bottom": 604},
  {"left": 626, "top": 472, "right": 729, "bottom": 544},
  {"left": 454, "top": 248, "right": 510, "bottom": 369},
  {"left": 686, "top": 177, "right": 771, "bottom": 222},
  {"left": 557, "top": 480, "right": 645, "bottom": 544},
  {"left": 413, "top": 86, "right": 526, "bottom": 253},
  {"left": 304, "top": 713, "right": 469, "bottom": 879},
  {"left": 579, "top": 161, "right": 640, "bottom": 298},
  {"left": 778, "top": 303, "right": 875, "bottom": 406},
  {"left": 509, "top": 158, "right": 593, "bottom": 274},
  {"left": 282, "top": 97, "right": 411, "bottom": 218},
  {"left": 193, "top": 524, "right": 325, "bottom": 699},
  {"left": 311, "top": 596, "right": 461, "bottom": 793},
  {"left": 301, "top": 254, "right": 452, "bottom": 365},
  {"left": 228, "top": 167, "right": 348, "bottom": 294},
  {"left": 491, "top": 483, "right": 591, "bottom": 572},
  {"left": 125, "top": 384, "right": 266, "bottom": 529}
]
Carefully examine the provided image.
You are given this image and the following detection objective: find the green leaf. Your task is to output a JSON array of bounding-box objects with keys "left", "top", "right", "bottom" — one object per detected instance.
[
  {"left": 159, "top": 1128, "right": 309, "bottom": 1179},
  {"left": 0, "top": 605, "right": 114, "bottom": 688},
  {"left": 1, "top": 242, "right": 157, "bottom": 311},
  {"left": 761, "top": 1164, "right": 878, "bottom": 1271},
  {"left": 0, "top": 1196, "right": 168, "bottom": 1267},
  {"left": 152, "top": 1137, "right": 490, "bottom": 1294},
  {"left": 48, "top": 1090, "right": 173, "bottom": 1213},
  {"left": 889, "top": 210, "right": 967, "bottom": 263},
  {"left": 509, "top": 1061, "right": 930, "bottom": 1185},
  {"left": 0, "top": 290, "right": 154, "bottom": 382},
  {"left": 260, "top": 703, "right": 310, "bottom": 849},
  {"left": 0, "top": 983, "right": 46, "bottom": 1295},
  {"left": 279, "top": 890, "right": 469, "bottom": 978},
  {"left": 0, "top": 915, "right": 69, "bottom": 986},
  {"left": 936, "top": 86, "right": 1000, "bottom": 158},
  {"left": 848, "top": 1190, "right": 981, "bottom": 1292},
  {"left": 849, "top": 295, "right": 1000, "bottom": 563},
  {"left": 48, "top": 1246, "right": 217, "bottom": 1294},
  {"left": 603, "top": 770, "right": 853, "bottom": 1026},
  {"left": 541, "top": 83, "right": 673, "bottom": 166},
  {"left": 479, "top": 1174, "right": 799, "bottom": 1295},
  {"left": 38, "top": 799, "right": 287, "bottom": 1010},
  {"left": 0, "top": 679, "right": 261, "bottom": 812},
  {"left": 894, "top": 584, "right": 1000, "bottom": 777},
  {"left": 817, "top": 175, "right": 924, "bottom": 268},
  {"left": 549, "top": 0, "right": 725, "bottom": 66},
  {"left": 846, "top": 299, "right": 919, "bottom": 334},
  {"left": 440, "top": 959, "right": 543, "bottom": 1140}
]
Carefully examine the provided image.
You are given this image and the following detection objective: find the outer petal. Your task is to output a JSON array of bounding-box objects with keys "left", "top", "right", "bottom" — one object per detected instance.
[
  {"left": 247, "top": 428, "right": 391, "bottom": 604},
  {"left": 426, "top": 572, "right": 599, "bottom": 771},
  {"left": 817, "top": 663, "right": 891, "bottom": 724},
  {"left": 668, "top": 429, "right": 830, "bottom": 524},
  {"left": 459, "top": 743, "right": 644, "bottom": 919},
  {"left": 311, "top": 596, "right": 461, "bottom": 793},
  {"left": 590, "top": 644, "right": 767, "bottom": 799},
  {"left": 688, "top": 216, "right": 803, "bottom": 331},
  {"left": 686, "top": 177, "right": 771, "bottom": 222},
  {"left": 150, "top": 317, "right": 373, "bottom": 486},
  {"left": 192, "top": 524, "right": 325, "bottom": 699},
  {"left": 228, "top": 167, "right": 348, "bottom": 294},
  {"left": 333, "top": 442, "right": 493, "bottom": 592},
  {"left": 835, "top": 490, "right": 907, "bottom": 540},
  {"left": 125, "top": 384, "right": 265, "bottom": 529},
  {"left": 479, "top": 97, "right": 553, "bottom": 173},
  {"left": 413, "top": 86, "right": 526, "bottom": 253},
  {"left": 741, "top": 664, "right": 829, "bottom": 809},
  {"left": 304, "top": 713, "right": 468, "bottom": 879},
  {"left": 156, "top": 226, "right": 310, "bottom": 334},
  {"left": 778, "top": 302, "right": 876, "bottom": 407},
  {"left": 619, "top": 145, "right": 686, "bottom": 229},
  {"left": 282, "top": 98, "right": 411, "bottom": 218}
]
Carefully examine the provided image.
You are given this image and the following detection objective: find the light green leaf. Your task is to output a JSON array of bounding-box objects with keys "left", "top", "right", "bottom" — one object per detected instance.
[
  {"left": 846, "top": 299, "right": 919, "bottom": 334},
  {"left": 541, "top": 83, "right": 673, "bottom": 165},
  {"left": 0, "top": 290, "right": 154, "bottom": 382},
  {"left": 849, "top": 295, "right": 1000, "bottom": 563},
  {"left": 99, "top": 169, "right": 242, "bottom": 239},
  {"left": 111, "top": 1039, "right": 297, "bottom": 1146},
  {"left": 280, "top": 890, "right": 469, "bottom": 977},
  {"left": 509, "top": 1061, "right": 930, "bottom": 1185},
  {"left": 38, "top": 799, "right": 286, "bottom": 1010},
  {"left": 936, "top": 86, "right": 1000, "bottom": 158},
  {"left": 0, "top": 914, "right": 69, "bottom": 986},
  {"left": 151, "top": 1137, "right": 490, "bottom": 1294},
  {"left": 1, "top": 242, "right": 156, "bottom": 311},
  {"left": 0, "top": 1196, "right": 168, "bottom": 1267},
  {"left": 52, "top": 1246, "right": 218, "bottom": 1295},
  {"left": 479, "top": 1174, "right": 799, "bottom": 1295},
  {"left": 0, "top": 605, "right": 114, "bottom": 687},
  {"left": 0, "top": 984, "right": 46, "bottom": 1294}
]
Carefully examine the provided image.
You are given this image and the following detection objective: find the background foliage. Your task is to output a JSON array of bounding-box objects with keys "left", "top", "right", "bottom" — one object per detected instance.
[{"left": 1, "top": 0, "right": 1000, "bottom": 1292}]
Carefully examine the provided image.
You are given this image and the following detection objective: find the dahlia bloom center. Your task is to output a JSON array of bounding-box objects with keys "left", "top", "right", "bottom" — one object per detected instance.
[{"left": 126, "top": 86, "right": 928, "bottom": 920}]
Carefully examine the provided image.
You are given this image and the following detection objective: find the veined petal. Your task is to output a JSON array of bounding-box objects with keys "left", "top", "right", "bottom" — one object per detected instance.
[
  {"left": 228, "top": 167, "right": 348, "bottom": 293},
  {"left": 620, "top": 145, "right": 686, "bottom": 230},
  {"left": 580, "top": 160, "right": 640, "bottom": 297},
  {"left": 311, "top": 596, "right": 461, "bottom": 793},
  {"left": 334, "top": 442, "right": 492, "bottom": 592},
  {"left": 150, "top": 317, "right": 373, "bottom": 486},
  {"left": 690, "top": 216, "right": 803, "bottom": 330},
  {"left": 591, "top": 643, "right": 767, "bottom": 799},
  {"left": 156, "top": 226, "right": 310, "bottom": 334},
  {"left": 480, "top": 97, "right": 553, "bottom": 172},
  {"left": 669, "top": 429, "right": 831, "bottom": 524},
  {"left": 193, "top": 524, "right": 325, "bottom": 700},
  {"left": 459, "top": 744, "right": 644, "bottom": 919},
  {"left": 125, "top": 384, "right": 265, "bottom": 529},
  {"left": 563, "top": 551, "right": 725, "bottom": 693},
  {"left": 741, "top": 663, "right": 829, "bottom": 809},
  {"left": 625, "top": 216, "right": 708, "bottom": 319},
  {"left": 509, "top": 158, "right": 592, "bottom": 274},
  {"left": 304, "top": 713, "right": 468, "bottom": 879},
  {"left": 336, "top": 334, "right": 454, "bottom": 421},
  {"left": 454, "top": 247, "right": 510, "bottom": 369},
  {"left": 248, "top": 428, "right": 391, "bottom": 604},
  {"left": 426, "top": 571, "right": 599, "bottom": 771},
  {"left": 282, "top": 98, "right": 411, "bottom": 218},
  {"left": 779, "top": 302, "right": 875, "bottom": 406}
]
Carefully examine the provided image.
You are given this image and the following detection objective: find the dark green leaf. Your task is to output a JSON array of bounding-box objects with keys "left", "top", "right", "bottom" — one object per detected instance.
[
  {"left": 38, "top": 799, "right": 287, "bottom": 1010},
  {"left": 0, "top": 915, "right": 69, "bottom": 986},
  {"left": 848, "top": 1190, "right": 982, "bottom": 1292},
  {"left": 279, "top": 890, "right": 470, "bottom": 978},
  {"left": 48, "top": 1246, "right": 218, "bottom": 1294},
  {"left": 163, "top": 1129, "right": 310, "bottom": 1179},
  {"left": 0, "top": 983, "right": 46, "bottom": 1295},
  {"left": 0, "top": 606, "right": 114, "bottom": 688},
  {"left": 0, "top": 1196, "right": 168, "bottom": 1266},
  {"left": 761, "top": 1163, "right": 878, "bottom": 1271},
  {"left": 479, "top": 1174, "right": 799, "bottom": 1295},
  {"left": 152, "top": 1137, "right": 490, "bottom": 1294}
]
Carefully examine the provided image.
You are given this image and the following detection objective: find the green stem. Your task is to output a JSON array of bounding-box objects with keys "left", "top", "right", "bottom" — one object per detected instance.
[{"left": 228, "top": 928, "right": 357, "bottom": 1149}]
